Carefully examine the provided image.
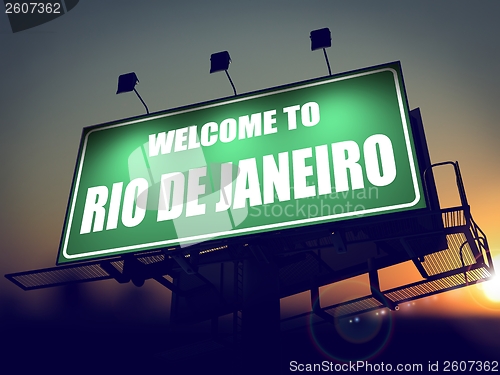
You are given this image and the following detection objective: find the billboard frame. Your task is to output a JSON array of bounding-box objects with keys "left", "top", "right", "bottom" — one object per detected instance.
[{"left": 56, "top": 61, "right": 436, "bottom": 265}]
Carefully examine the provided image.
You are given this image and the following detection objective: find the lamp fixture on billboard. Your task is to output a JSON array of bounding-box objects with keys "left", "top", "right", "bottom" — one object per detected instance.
[
  {"left": 116, "top": 72, "right": 150, "bottom": 114},
  {"left": 310, "top": 27, "right": 332, "bottom": 76},
  {"left": 210, "top": 50, "right": 237, "bottom": 96}
]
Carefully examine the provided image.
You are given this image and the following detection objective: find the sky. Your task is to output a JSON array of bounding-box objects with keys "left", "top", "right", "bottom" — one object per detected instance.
[{"left": 1, "top": 0, "right": 499, "bottom": 371}]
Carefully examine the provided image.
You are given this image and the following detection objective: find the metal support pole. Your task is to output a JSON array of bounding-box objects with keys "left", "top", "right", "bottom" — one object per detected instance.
[
  {"left": 225, "top": 70, "right": 237, "bottom": 96},
  {"left": 323, "top": 48, "right": 332, "bottom": 76},
  {"left": 133, "top": 88, "right": 150, "bottom": 114},
  {"left": 241, "top": 257, "right": 280, "bottom": 374}
]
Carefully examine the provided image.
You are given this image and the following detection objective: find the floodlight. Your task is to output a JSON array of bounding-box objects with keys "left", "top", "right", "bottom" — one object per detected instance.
[
  {"left": 310, "top": 28, "right": 331, "bottom": 51},
  {"left": 310, "top": 28, "right": 332, "bottom": 76},
  {"left": 116, "top": 72, "right": 149, "bottom": 114},
  {"left": 210, "top": 51, "right": 237, "bottom": 96},
  {"left": 210, "top": 51, "right": 231, "bottom": 73},
  {"left": 116, "top": 72, "right": 138, "bottom": 94}
]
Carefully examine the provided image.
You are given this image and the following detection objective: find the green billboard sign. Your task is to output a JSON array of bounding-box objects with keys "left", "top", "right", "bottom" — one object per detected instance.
[{"left": 57, "top": 61, "right": 425, "bottom": 264}]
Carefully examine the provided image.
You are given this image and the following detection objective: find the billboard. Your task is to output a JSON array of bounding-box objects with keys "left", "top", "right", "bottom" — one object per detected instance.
[{"left": 57, "top": 61, "right": 426, "bottom": 264}]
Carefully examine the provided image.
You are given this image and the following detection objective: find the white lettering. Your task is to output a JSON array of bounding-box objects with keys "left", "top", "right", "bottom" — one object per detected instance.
[
  {"left": 233, "top": 158, "right": 262, "bottom": 209},
  {"left": 364, "top": 134, "right": 397, "bottom": 186},
  {"left": 174, "top": 127, "right": 188, "bottom": 152},
  {"left": 121, "top": 178, "right": 148, "bottom": 228},
  {"left": 157, "top": 172, "right": 185, "bottom": 221},
  {"left": 315, "top": 145, "right": 332, "bottom": 195},
  {"left": 331, "top": 141, "right": 364, "bottom": 192},
  {"left": 201, "top": 122, "right": 218, "bottom": 146},
  {"left": 263, "top": 109, "right": 277, "bottom": 135},
  {"left": 220, "top": 118, "right": 237, "bottom": 143},
  {"left": 238, "top": 113, "right": 262, "bottom": 139},
  {"left": 292, "top": 148, "right": 316, "bottom": 199},
  {"left": 263, "top": 152, "right": 290, "bottom": 204},
  {"left": 215, "top": 162, "right": 233, "bottom": 212},
  {"left": 105, "top": 182, "right": 123, "bottom": 230},
  {"left": 301, "top": 102, "right": 320, "bottom": 127},
  {"left": 149, "top": 131, "right": 175, "bottom": 157},
  {"left": 283, "top": 105, "right": 300, "bottom": 130},
  {"left": 80, "top": 186, "right": 108, "bottom": 234},
  {"left": 185, "top": 167, "right": 207, "bottom": 217},
  {"left": 187, "top": 125, "right": 201, "bottom": 149}
]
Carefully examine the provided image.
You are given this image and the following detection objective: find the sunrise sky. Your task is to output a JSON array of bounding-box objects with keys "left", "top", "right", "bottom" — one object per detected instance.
[{"left": 1, "top": 1, "right": 499, "bottom": 365}]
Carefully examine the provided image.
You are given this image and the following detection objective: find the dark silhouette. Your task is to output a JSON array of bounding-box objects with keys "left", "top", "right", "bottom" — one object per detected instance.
[
  {"left": 210, "top": 51, "right": 237, "bottom": 96},
  {"left": 310, "top": 27, "right": 332, "bottom": 75},
  {"left": 116, "top": 72, "right": 150, "bottom": 114}
]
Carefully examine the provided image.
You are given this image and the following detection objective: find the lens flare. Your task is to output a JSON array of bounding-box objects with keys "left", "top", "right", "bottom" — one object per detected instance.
[
  {"left": 469, "top": 254, "right": 500, "bottom": 311},
  {"left": 307, "top": 278, "right": 394, "bottom": 362},
  {"left": 481, "top": 254, "right": 500, "bottom": 303},
  {"left": 482, "top": 276, "right": 500, "bottom": 302}
]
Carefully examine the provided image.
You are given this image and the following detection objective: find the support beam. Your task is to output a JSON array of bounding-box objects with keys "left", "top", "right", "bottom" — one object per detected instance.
[
  {"left": 400, "top": 238, "right": 429, "bottom": 278},
  {"left": 368, "top": 258, "right": 397, "bottom": 310},
  {"left": 241, "top": 256, "right": 280, "bottom": 374}
]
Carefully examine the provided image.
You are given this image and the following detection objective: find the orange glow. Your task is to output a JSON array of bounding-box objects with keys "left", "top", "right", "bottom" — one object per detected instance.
[{"left": 482, "top": 276, "right": 500, "bottom": 302}]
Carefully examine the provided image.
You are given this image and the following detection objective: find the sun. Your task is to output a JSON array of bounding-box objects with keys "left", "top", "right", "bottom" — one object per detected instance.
[
  {"left": 481, "top": 255, "right": 500, "bottom": 303},
  {"left": 483, "top": 275, "right": 500, "bottom": 302}
]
